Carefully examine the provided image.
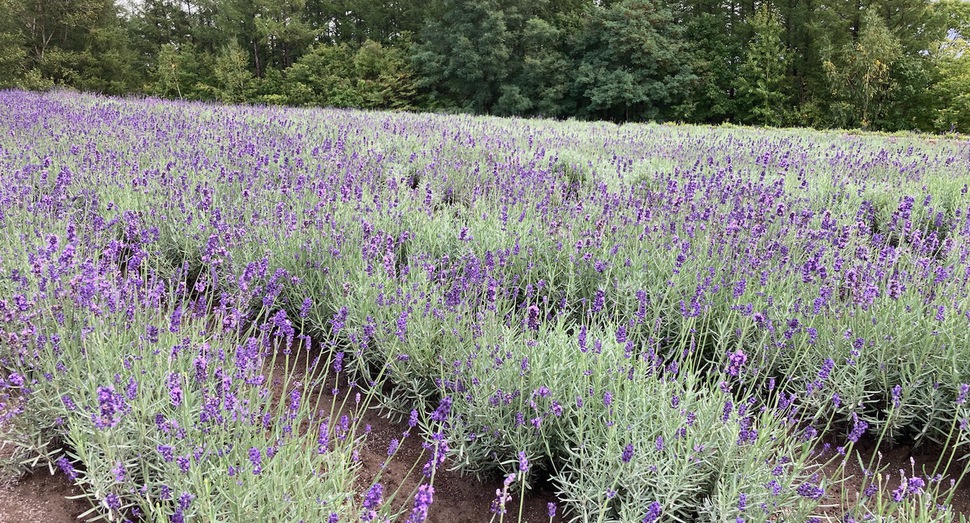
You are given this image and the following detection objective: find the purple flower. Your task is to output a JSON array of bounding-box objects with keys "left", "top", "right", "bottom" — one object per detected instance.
[
  {"left": 94, "top": 385, "right": 125, "bottom": 429},
  {"left": 518, "top": 451, "right": 529, "bottom": 472},
  {"left": 642, "top": 501, "right": 662, "bottom": 523},
  {"left": 490, "top": 474, "right": 516, "bottom": 515},
  {"left": 592, "top": 289, "right": 605, "bottom": 313},
  {"left": 299, "top": 298, "right": 313, "bottom": 319},
  {"left": 249, "top": 447, "right": 262, "bottom": 475},
  {"left": 178, "top": 492, "right": 194, "bottom": 511},
  {"left": 621, "top": 443, "right": 634, "bottom": 463},
  {"left": 526, "top": 305, "right": 540, "bottom": 331},
  {"left": 104, "top": 492, "right": 121, "bottom": 511},
  {"left": 176, "top": 455, "right": 190, "bottom": 473},
  {"left": 125, "top": 377, "right": 138, "bottom": 400},
  {"left": 406, "top": 484, "right": 434, "bottom": 523},
  {"left": 193, "top": 354, "right": 208, "bottom": 384},
  {"left": 891, "top": 473, "right": 926, "bottom": 501},
  {"left": 733, "top": 278, "right": 747, "bottom": 298},
  {"left": 396, "top": 310, "right": 409, "bottom": 341},
  {"left": 726, "top": 349, "right": 747, "bottom": 377},
  {"left": 361, "top": 483, "right": 383, "bottom": 521},
  {"left": 848, "top": 413, "right": 868, "bottom": 443},
  {"left": 317, "top": 419, "right": 330, "bottom": 454},
  {"left": 958, "top": 383, "right": 970, "bottom": 405},
  {"left": 796, "top": 482, "right": 825, "bottom": 500},
  {"left": 431, "top": 396, "right": 452, "bottom": 422},
  {"left": 422, "top": 433, "right": 449, "bottom": 477},
  {"left": 112, "top": 461, "right": 126, "bottom": 482},
  {"left": 818, "top": 358, "right": 835, "bottom": 381},
  {"left": 61, "top": 395, "right": 77, "bottom": 411},
  {"left": 157, "top": 444, "right": 174, "bottom": 462},
  {"left": 56, "top": 457, "right": 78, "bottom": 481},
  {"left": 145, "top": 325, "right": 159, "bottom": 344},
  {"left": 166, "top": 372, "right": 183, "bottom": 407},
  {"left": 547, "top": 502, "right": 557, "bottom": 518}
]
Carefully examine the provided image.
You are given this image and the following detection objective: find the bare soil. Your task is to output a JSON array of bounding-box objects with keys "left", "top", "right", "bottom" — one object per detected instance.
[{"left": 0, "top": 472, "right": 89, "bottom": 523}]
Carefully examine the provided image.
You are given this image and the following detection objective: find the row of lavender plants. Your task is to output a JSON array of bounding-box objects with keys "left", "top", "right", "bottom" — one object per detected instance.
[{"left": 2, "top": 89, "right": 970, "bottom": 522}]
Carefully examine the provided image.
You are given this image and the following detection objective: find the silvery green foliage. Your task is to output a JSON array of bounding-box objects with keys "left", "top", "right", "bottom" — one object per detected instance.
[{"left": 2, "top": 90, "right": 970, "bottom": 521}]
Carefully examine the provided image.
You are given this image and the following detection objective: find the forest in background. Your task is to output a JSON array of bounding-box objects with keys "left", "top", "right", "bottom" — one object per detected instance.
[{"left": 1, "top": 0, "right": 969, "bottom": 132}]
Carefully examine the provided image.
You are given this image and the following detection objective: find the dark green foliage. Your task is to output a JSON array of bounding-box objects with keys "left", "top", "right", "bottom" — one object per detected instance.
[
  {"left": 411, "top": 0, "right": 512, "bottom": 113},
  {"left": 571, "top": 0, "right": 695, "bottom": 122},
  {"left": 284, "top": 40, "right": 416, "bottom": 109},
  {"left": 0, "top": 0, "right": 966, "bottom": 131},
  {"left": 736, "top": 6, "right": 789, "bottom": 126}
]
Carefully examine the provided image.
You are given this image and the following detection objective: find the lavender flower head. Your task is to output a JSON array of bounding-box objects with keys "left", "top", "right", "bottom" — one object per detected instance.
[
  {"left": 642, "top": 501, "right": 662, "bottom": 523},
  {"left": 406, "top": 484, "right": 434, "bottom": 523},
  {"left": 621, "top": 443, "right": 634, "bottom": 463},
  {"left": 526, "top": 304, "right": 540, "bottom": 331},
  {"left": 361, "top": 483, "right": 384, "bottom": 521},
  {"left": 726, "top": 349, "right": 747, "bottom": 377},
  {"left": 94, "top": 385, "right": 125, "bottom": 429}
]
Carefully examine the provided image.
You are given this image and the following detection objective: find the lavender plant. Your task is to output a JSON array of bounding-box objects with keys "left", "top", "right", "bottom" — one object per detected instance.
[{"left": 3, "top": 89, "right": 970, "bottom": 522}]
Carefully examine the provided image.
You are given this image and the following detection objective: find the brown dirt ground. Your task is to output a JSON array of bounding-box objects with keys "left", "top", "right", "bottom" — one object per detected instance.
[
  {"left": 0, "top": 471, "right": 90, "bottom": 523},
  {"left": 816, "top": 436, "right": 970, "bottom": 520}
]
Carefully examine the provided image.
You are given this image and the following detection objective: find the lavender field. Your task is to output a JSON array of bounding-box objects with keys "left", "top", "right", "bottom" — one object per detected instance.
[{"left": 2, "top": 89, "right": 970, "bottom": 522}]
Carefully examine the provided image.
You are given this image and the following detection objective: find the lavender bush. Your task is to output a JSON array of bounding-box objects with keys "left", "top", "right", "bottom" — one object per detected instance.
[{"left": 2, "top": 89, "right": 970, "bottom": 522}]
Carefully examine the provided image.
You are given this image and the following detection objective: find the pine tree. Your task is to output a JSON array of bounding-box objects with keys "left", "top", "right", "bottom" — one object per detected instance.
[{"left": 736, "top": 5, "right": 788, "bottom": 126}]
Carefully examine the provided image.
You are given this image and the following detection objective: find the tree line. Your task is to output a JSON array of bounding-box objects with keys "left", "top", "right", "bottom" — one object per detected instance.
[{"left": 1, "top": 0, "right": 969, "bottom": 132}]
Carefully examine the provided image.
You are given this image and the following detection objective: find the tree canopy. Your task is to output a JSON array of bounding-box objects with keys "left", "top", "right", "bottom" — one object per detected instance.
[{"left": 1, "top": 0, "right": 968, "bottom": 132}]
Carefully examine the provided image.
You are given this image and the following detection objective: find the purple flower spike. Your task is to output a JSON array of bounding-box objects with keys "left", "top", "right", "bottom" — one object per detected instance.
[
  {"left": 56, "top": 457, "right": 78, "bottom": 481},
  {"left": 406, "top": 484, "right": 434, "bottom": 523},
  {"left": 248, "top": 447, "right": 262, "bottom": 475},
  {"left": 621, "top": 443, "right": 634, "bottom": 463},
  {"left": 726, "top": 349, "right": 747, "bottom": 377},
  {"left": 642, "top": 501, "right": 662, "bottom": 523},
  {"left": 361, "top": 483, "right": 384, "bottom": 521}
]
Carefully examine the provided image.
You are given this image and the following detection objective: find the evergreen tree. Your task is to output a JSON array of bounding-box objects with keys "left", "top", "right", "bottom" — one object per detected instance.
[
  {"left": 254, "top": 0, "right": 315, "bottom": 71},
  {"left": 571, "top": 0, "right": 694, "bottom": 122},
  {"left": 736, "top": 5, "right": 788, "bottom": 126},
  {"left": 284, "top": 42, "right": 359, "bottom": 106},
  {"left": 411, "top": 0, "right": 512, "bottom": 113}
]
